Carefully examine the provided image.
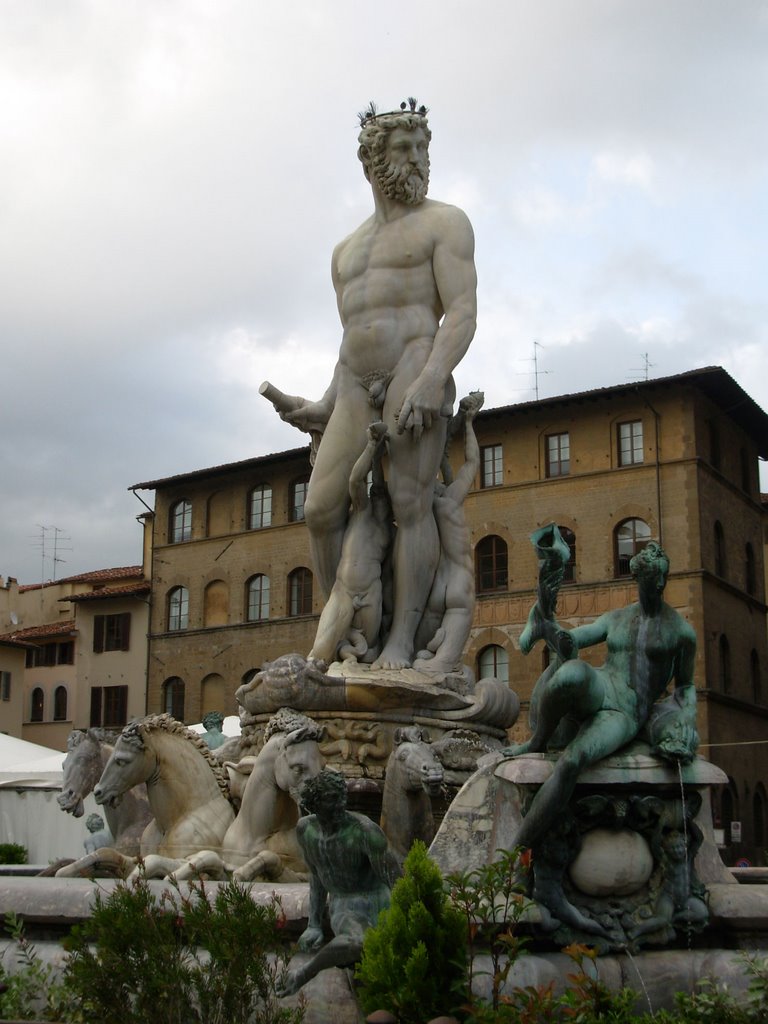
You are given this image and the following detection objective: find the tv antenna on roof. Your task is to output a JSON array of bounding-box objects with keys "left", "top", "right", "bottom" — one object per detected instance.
[
  {"left": 31, "top": 524, "right": 72, "bottom": 588},
  {"left": 531, "top": 340, "right": 553, "bottom": 400},
  {"left": 629, "top": 352, "right": 655, "bottom": 382}
]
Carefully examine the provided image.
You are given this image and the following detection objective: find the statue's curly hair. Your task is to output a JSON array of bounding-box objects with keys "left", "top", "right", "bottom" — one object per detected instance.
[{"left": 300, "top": 768, "right": 347, "bottom": 813}]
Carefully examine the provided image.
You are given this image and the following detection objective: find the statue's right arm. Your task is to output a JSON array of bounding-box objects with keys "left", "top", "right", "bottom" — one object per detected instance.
[
  {"left": 297, "top": 821, "right": 327, "bottom": 949},
  {"left": 280, "top": 363, "right": 339, "bottom": 433}
]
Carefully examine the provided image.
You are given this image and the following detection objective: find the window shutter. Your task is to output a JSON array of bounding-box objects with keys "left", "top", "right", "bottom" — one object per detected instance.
[
  {"left": 117, "top": 685, "right": 128, "bottom": 725},
  {"left": 93, "top": 616, "right": 105, "bottom": 654},
  {"left": 90, "top": 687, "right": 102, "bottom": 727},
  {"left": 120, "top": 613, "right": 131, "bottom": 651}
]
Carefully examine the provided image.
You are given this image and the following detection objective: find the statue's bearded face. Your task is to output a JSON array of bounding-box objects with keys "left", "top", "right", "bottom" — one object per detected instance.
[
  {"left": 375, "top": 125, "right": 430, "bottom": 204},
  {"left": 359, "top": 116, "right": 431, "bottom": 205}
]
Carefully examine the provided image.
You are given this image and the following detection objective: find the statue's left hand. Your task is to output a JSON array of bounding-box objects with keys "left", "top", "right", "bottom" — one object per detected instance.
[{"left": 297, "top": 925, "right": 325, "bottom": 951}]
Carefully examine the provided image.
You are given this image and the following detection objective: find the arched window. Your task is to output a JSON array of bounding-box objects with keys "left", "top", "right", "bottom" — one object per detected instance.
[
  {"left": 246, "top": 574, "right": 270, "bottom": 622},
  {"left": 169, "top": 499, "right": 192, "bottom": 543},
  {"left": 290, "top": 477, "right": 310, "bottom": 522},
  {"left": 714, "top": 520, "right": 726, "bottom": 578},
  {"left": 163, "top": 677, "right": 186, "bottom": 720},
  {"left": 475, "top": 535, "right": 508, "bottom": 593},
  {"left": 614, "top": 518, "right": 650, "bottom": 577},
  {"left": 30, "top": 687, "right": 44, "bottom": 722},
  {"left": 751, "top": 649, "right": 762, "bottom": 704},
  {"left": 719, "top": 634, "right": 731, "bottom": 694},
  {"left": 754, "top": 786, "right": 766, "bottom": 848},
  {"left": 558, "top": 526, "right": 576, "bottom": 583},
  {"left": 248, "top": 484, "right": 272, "bottom": 529},
  {"left": 168, "top": 586, "right": 190, "bottom": 631},
  {"left": 745, "top": 543, "right": 756, "bottom": 596},
  {"left": 288, "top": 567, "right": 313, "bottom": 616},
  {"left": 478, "top": 645, "right": 509, "bottom": 683},
  {"left": 53, "top": 685, "right": 68, "bottom": 722}
]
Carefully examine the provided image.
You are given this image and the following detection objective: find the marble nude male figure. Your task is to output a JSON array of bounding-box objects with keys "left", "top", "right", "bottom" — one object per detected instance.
[{"left": 278, "top": 100, "right": 477, "bottom": 670}]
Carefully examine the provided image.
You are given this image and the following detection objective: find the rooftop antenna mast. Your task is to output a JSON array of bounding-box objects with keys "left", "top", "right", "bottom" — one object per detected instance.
[
  {"left": 629, "top": 352, "right": 655, "bottom": 382},
  {"left": 50, "top": 526, "right": 72, "bottom": 581},
  {"left": 532, "top": 340, "right": 552, "bottom": 400},
  {"left": 30, "top": 525, "right": 72, "bottom": 594}
]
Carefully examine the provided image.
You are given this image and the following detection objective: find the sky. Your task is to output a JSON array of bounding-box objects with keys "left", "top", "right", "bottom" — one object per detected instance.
[{"left": 2, "top": 0, "right": 767, "bottom": 585}]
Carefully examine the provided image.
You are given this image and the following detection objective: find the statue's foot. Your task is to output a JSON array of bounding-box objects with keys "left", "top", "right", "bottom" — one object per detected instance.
[
  {"left": 502, "top": 740, "right": 532, "bottom": 757},
  {"left": 372, "top": 644, "right": 412, "bottom": 671},
  {"left": 412, "top": 656, "right": 455, "bottom": 677}
]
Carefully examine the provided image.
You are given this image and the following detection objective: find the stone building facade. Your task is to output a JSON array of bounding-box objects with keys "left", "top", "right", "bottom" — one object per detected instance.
[
  {"left": 132, "top": 366, "right": 768, "bottom": 863},
  {"left": 0, "top": 567, "right": 150, "bottom": 749}
]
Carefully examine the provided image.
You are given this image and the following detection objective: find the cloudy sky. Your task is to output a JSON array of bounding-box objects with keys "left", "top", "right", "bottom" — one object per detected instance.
[{"left": 2, "top": 0, "right": 767, "bottom": 585}]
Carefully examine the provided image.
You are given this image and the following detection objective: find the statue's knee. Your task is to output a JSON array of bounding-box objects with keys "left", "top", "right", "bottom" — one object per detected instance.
[{"left": 304, "top": 493, "right": 340, "bottom": 535}]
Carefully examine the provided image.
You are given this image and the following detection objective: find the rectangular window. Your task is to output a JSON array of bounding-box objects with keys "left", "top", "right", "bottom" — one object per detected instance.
[
  {"left": 93, "top": 613, "right": 131, "bottom": 653},
  {"left": 618, "top": 421, "right": 643, "bottom": 466},
  {"left": 249, "top": 485, "right": 273, "bottom": 529},
  {"left": 1, "top": 672, "right": 10, "bottom": 701},
  {"left": 57, "top": 641, "right": 74, "bottom": 665},
  {"left": 546, "top": 432, "right": 570, "bottom": 477},
  {"left": 480, "top": 445, "right": 503, "bottom": 488},
  {"left": 42, "top": 644, "right": 57, "bottom": 667},
  {"left": 90, "top": 685, "right": 128, "bottom": 728},
  {"left": 291, "top": 479, "right": 309, "bottom": 522}
]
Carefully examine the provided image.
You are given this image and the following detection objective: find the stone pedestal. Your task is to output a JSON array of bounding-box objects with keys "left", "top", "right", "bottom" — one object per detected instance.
[{"left": 431, "top": 742, "right": 732, "bottom": 952}]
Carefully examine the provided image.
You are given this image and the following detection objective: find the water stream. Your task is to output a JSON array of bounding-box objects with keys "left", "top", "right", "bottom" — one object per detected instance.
[{"left": 623, "top": 948, "right": 654, "bottom": 1016}]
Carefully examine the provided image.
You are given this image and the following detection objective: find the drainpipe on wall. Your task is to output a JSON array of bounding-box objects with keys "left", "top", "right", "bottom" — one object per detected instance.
[{"left": 638, "top": 389, "right": 664, "bottom": 548}]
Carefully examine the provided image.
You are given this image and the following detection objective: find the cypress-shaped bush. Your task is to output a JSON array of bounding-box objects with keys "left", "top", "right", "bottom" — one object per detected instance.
[{"left": 355, "top": 840, "right": 466, "bottom": 1024}]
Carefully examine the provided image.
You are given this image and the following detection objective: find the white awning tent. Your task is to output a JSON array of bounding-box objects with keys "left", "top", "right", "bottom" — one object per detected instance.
[
  {"left": 0, "top": 734, "right": 67, "bottom": 783},
  {"left": 0, "top": 734, "right": 94, "bottom": 863},
  {"left": 0, "top": 718, "right": 242, "bottom": 864}
]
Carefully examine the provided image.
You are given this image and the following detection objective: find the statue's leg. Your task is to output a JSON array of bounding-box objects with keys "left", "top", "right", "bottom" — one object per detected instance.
[
  {"left": 304, "top": 395, "right": 369, "bottom": 597},
  {"left": 309, "top": 584, "right": 355, "bottom": 662},
  {"left": 373, "top": 413, "right": 446, "bottom": 670},
  {"left": 515, "top": 707, "right": 636, "bottom": 851},
  {"left": 504, "top": 660, "right": 595, "bottom": 756},
  {"left": 280, "top": 934, "right": 362, "bottom": 995}
]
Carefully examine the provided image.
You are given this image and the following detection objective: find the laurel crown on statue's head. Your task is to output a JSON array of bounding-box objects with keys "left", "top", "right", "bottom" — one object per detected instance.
[{"left": 357, "top": 96, "right": 429, "bottom": 126}]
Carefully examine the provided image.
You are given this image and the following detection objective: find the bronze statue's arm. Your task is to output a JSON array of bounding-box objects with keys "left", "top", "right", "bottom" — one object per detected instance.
[
  {"left": 364, "top": 822, "right": 401, "bottom": 889},
  {"left": 397, "top": 208, "right": 477, "bottom": 439},
  {"left": 648, "top": 629, "right": 699, "bottom": 765},
  {"left": 295, "top": 819, "right": 327, "bottom": 949},
  {"left": 570, "top": 615, "right": 611, "bottom": 651}
]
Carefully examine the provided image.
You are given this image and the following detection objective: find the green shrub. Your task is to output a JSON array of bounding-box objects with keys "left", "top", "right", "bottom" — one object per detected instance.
[
  {"left": 355, "top": 840, "right": 467, "bottom": 1024},
  {"left": 59, "top": 875, "right": 303, "bottom": 1024},
  {"left": 0, "top": 842, "right": 28, "bottom": 864},
  {"left": 447, "top": 846, "right": 532, "bottom": 1014},
  {"left": 0, "top": 912, "right": 64, "bottom": 1020}
]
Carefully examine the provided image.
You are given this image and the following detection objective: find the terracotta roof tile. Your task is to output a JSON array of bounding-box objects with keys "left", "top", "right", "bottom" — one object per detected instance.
[
  {"left": 19, "top": 566, "right": 143, "bottom": 593},
  {"left": 64, "top": 581, "right": 150, "bottom": 602},
  {"left": 0, "top": 620, "right": 77, "bottom": 642}
]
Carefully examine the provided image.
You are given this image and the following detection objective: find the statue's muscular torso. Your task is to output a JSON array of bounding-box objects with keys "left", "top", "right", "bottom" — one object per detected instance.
[{"left": 333, "top": 199, "right": 451, "bottom": 381}]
